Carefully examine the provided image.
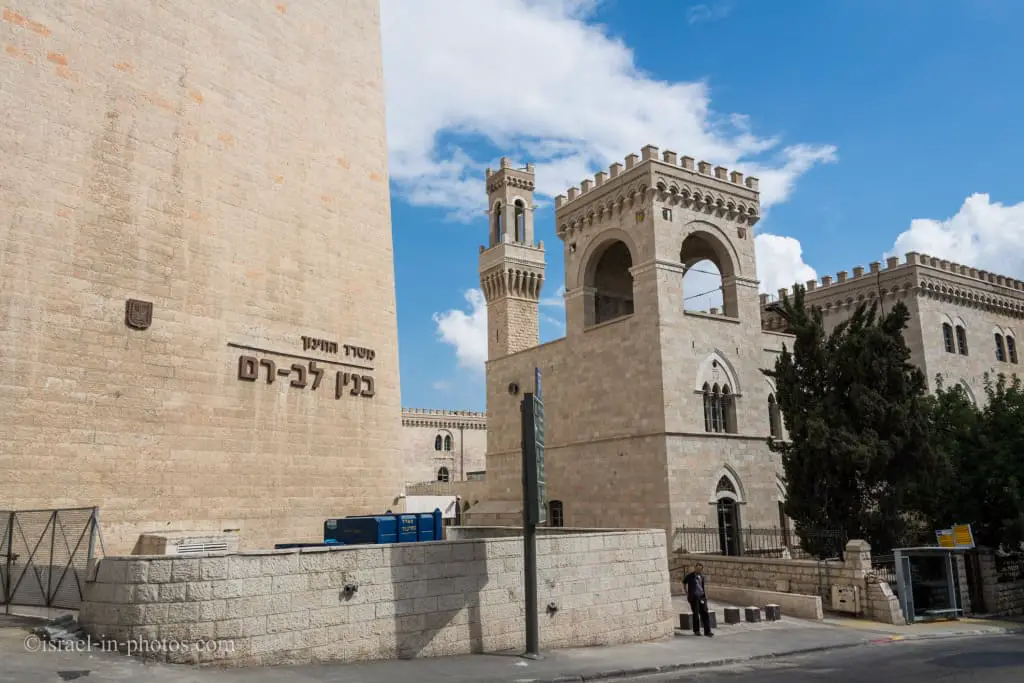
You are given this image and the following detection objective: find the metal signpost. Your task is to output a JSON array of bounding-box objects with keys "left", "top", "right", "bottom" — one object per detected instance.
[{"left": 520, "top": 368, "right": 546, "bottom": 659}]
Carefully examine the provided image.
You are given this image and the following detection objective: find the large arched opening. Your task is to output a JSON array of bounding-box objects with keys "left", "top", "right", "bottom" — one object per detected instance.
[
  {"left": 583, "top": 239, "right": 634, "bottom": 327},
  {"left": 680, "top": 230, "right": 739, "bottom": 318}
]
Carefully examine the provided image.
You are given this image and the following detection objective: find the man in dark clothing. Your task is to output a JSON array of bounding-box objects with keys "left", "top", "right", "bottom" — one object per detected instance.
[{"left": 682, "top": 563, "right": 714, "bottom": 637}]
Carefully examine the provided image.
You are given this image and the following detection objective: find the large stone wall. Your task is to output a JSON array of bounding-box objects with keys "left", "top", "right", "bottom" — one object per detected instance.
[
  {"left": 673, "top": 540, "right": 906, "bottom": 624},
  {"left": 79, "top": 529, "right": 674, "bottom": 665},
  {"left": 0, "top": 1, "right": 403, "bottom": 554}
]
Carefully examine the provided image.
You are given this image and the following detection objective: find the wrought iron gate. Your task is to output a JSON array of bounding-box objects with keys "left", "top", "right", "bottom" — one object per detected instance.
[{"left": 1, "top": 507, "right": 102, "bottom": 612}]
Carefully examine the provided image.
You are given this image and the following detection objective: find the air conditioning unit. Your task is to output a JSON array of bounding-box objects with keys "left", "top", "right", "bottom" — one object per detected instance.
[
  {"left": 135, "top": 531, "right": 240, "bottom": 556},
  {"left": 830, "top": 585, "right": 861, "bottom": 614}
]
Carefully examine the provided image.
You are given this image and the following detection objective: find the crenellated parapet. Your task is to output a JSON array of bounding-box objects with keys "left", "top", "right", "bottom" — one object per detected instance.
[
  {"left": 401, "top": 408, "right": 488, "bottom": 430},
  {"left": 485, "top": 156, "right": 536, "bottom": 193},
  {"left": 554, "top": 144, "right": 760, "bottom": 240},
  {"left": 761, "top": 251, "right": 1024, "bottom": 320}
]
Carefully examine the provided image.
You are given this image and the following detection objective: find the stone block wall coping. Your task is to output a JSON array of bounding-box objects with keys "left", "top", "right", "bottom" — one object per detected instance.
[{"left": 95, "top": 528, "right": 661, "bottom": 564}]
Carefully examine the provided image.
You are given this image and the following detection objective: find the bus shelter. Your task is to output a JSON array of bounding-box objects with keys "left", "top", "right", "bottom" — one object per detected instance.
[{"left": 892, "top": 546, "right": 966, "bottom": 624}]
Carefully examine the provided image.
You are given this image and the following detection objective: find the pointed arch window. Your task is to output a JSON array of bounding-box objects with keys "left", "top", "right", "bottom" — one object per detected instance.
[
  {"left": 443, "top": 434, "right": 453, "bottom": 451},
  {"left": 434, "top": 435, "right": 443, "bottom": 451},
  {"left": 1007, "top": 335, "right": 1018, "bottom": 364},
  {"left": 942, "top": 323, "right": 955, "bottom": 353},
  {"left": 514, "top": 199, "right": 526, "bottom": 243},
  {"left": 768, "top": 394, "right": 782, "bottom": 438},
  {"left": 703, "top": 383, "right": 736, "bottom": 434},
  {"left": 995, "top": 333, "right": 1006, "bottom": 362},
  {"left": 955, "top": 325, "right": 968, "bottom": 355},
  {"left": 437, "top": 466, "right": 450, "bottom": 482}
]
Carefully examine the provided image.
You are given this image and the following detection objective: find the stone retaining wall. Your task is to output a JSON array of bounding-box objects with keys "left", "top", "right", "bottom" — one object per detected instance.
[
  {"left": 79, "top": 529, "right": 673, "bottom": 666},
  {"left": 674, "top": 540, "right": 905, "bottom": 624}
]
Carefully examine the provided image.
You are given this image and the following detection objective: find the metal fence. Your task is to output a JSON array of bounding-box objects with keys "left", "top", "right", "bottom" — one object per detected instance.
[
  {"left": 995, "top": 552, "right": 1024, "bottom": 584},
  {"left": 673, "top": 525, "right": 848, "bottom": 561},
  {"left": 2, "top": 507, "right": 104, "bottom": 612},
  {"left": 870, "top": 553, "right": 898, "bottom": 587}
]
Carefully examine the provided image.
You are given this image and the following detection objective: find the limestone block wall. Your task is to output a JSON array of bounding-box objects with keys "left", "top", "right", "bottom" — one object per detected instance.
[
  {"left": 978, "top": 550, "right": 1024, "bottom": 616},
  {"left": 993, "top": 580, "right": 1024, "bottom": 615},
  {"left": 865, "top": 576, "right": 904, "bottom": 624},
  {"left": 672, "top": 551, "right": 859, "bottom": 598},
  {"left": 673, "top": 540, "right": 904, "bottom": 623},
  {"left": 0, "top": 0, "right": 403, "bottom": 555},
  {"left": 79, "top": 529, "right": 674, "bottom": 666}
]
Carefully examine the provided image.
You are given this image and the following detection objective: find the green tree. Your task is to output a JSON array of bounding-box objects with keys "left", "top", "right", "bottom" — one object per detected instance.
[
  {"left": 925, "top": 373, "right": 1024, "bottom": 550},
  {"left": 763, "top": 285, "right": 936, "bottom": 555}
]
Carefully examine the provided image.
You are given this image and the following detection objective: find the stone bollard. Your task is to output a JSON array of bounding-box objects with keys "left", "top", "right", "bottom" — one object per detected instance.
[
  {"left": 744, "top": 607, "right": 762, "bottom": 623},
  {"left": 708, "top": 611, "right": 717, "bottom": 629},
  {"left": 765, "top": 604, "right": 781, "bottom": 621},
  {"left": 678, "top": 613, "right": 693, "bottom": 631},
  {"left": 723, "top": 607, "right": 741, "bottom": 624}
]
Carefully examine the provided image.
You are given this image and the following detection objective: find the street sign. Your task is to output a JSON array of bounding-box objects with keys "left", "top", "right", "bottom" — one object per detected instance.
[
  {"left": 952, "top": 523, "right": 975, "bottom": 549},
  {"left": 935, "top": 524, "right": 976, "bottom": 549},
  {"left": 521, "top": 392, "right": 547, "bottom": 526}
]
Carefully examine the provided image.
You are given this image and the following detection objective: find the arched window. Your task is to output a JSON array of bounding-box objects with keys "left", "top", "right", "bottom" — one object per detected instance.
[
  {"left": 995, "top": 333, "right": 1006, "bottom": 362},
  {"left": 434, "top": 435, "right": 443, "bottom": 451},
  {"left": 437, "top": 466, "right": 450, "bottom": 482},
  {"left": 768, "top": 394, "right": 782, "bottom": 438},
  {"left": 491, "top": 203, "right": 503, "bottom": 246},
  {"left": 715, "top": 477, "right": 741, "bottom": 556},
  {"left": 942, "top": 323, "right": 955, "bottom": 353},
  {"left": 955, "top": 325, "right": 968, "bottom": 355},
  {"left": 514, "top": 199, "right": 526, "bottom": 243},
  {"left": 703, "top": 384, "right": 735, "bottom": 434},
  {"left": 443, "top": 434, "right": 453, "bottom": 451},
  {"left": 548, "top": 500, "right": 564, "bottom": 528},
  {"left": 1008, "top": 336, "right": 1018, "bottom": 364}
]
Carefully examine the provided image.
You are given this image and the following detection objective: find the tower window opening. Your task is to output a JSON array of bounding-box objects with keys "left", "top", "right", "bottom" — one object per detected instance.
[{"left": 514, "top": 199, "right": 526, "bottom": 243}]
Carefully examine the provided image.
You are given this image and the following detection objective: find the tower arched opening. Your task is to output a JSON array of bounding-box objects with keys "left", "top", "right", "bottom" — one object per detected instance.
[
  {"left": 680, "top": 232, "right": 738, "bottom": 318},
  {"left": 584, "top": 239, "right": 634, "bottom": 327}
]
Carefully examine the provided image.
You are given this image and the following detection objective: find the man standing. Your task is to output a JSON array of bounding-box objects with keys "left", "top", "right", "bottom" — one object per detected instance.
[{"left": 682, "top": 562, "right": 714, "bottom": 637}]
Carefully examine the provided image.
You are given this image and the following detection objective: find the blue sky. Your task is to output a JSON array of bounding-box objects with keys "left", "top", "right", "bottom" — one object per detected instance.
[{"left": 380, "top": 0, "right": 1024, "bottom": 411}]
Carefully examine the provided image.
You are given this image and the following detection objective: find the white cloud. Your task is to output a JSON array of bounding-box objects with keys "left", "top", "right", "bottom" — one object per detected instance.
[
  {"left": 380, "top": 0, "right": 837, "bottom": 220},
  {"left": 754, "top": 234, "right": 819, "bottom": 296},
  {"left": 432, "top": 289, "right": 488, "bottom": 372},
  {"left": 687, "top": 3, "right": 732, "bottom": 25},
  {"left": 540, "top": 285, "right": 566, "bottom": 309},
  {"left": 431, "top": 380, "right": 452, "bottom": 392},
  {"left": 890, "top": 193, "right": 1024, "bottom": 278}
]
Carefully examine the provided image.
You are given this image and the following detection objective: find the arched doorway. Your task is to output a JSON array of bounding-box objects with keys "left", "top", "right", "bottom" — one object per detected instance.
[{"left": 715, "top": 476, "right": 741, "bottom": 556}]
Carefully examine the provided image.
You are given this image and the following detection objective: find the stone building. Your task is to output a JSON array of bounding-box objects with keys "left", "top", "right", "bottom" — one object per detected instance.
[
  {"left": 466, "top": 147, "right": 794, "bottom": 549},
  {"left": 463, "top": 147, "right": 1023, "bottom": 548},
  {"left": 399, "top": 408, "right": 487, "bottom": 485},
  {"left": 0, "top": 0, "right": 403, "bottom": 554},
  {"left": 761, "top": 255, "right": 1022, "bottom": 405}
]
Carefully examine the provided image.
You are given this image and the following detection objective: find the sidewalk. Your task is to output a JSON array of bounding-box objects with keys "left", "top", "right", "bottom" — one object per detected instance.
[{"left": 3, "top": 611, "right": 1023, "bottom": 683}]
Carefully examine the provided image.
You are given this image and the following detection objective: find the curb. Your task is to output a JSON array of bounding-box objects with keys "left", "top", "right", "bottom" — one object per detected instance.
[{"left": 534, "top": 627, "right": 1024, "bottom": 683}]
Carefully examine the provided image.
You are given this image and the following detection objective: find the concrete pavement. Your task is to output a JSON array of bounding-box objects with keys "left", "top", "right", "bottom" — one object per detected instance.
[
  {"left": 629, "top": 632, "right": 1024, "bottom": 681},
  {"left": 2, "top": 608, "right": 1023, "bottom": 683}
]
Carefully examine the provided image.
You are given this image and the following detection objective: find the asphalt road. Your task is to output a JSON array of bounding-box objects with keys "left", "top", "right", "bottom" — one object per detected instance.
[{"left": 627, "top": 634, "right": 1024, "bottom": 682}]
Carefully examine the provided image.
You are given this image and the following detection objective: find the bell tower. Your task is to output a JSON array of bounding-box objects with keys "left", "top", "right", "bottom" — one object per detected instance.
[{"left": 479, "top": 157, "right": 546, "bottom": 361}]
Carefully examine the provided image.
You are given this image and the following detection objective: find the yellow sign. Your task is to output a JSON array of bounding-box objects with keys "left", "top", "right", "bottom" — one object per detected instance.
[
  {"left": 936, "top": 529, "right": 955, "bottom": 548},
  {"left": 952, "top": 524, "right": 975, "bottom": 549}
]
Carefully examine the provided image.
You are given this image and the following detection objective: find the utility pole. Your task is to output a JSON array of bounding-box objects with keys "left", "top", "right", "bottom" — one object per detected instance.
[{"left": 520, "top": 367, "right": 546, "bottom": 659}]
